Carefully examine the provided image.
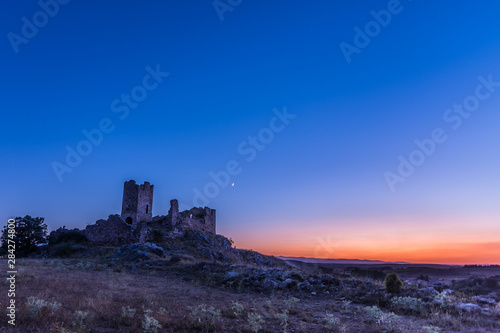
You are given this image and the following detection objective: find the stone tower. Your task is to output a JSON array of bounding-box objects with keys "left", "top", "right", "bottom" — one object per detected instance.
[
  {"left": 168, "top": 199, "right": 180, "bottom": 225},
  {"left": 121, "top": 180, "right": 154, "bottom": 226}
]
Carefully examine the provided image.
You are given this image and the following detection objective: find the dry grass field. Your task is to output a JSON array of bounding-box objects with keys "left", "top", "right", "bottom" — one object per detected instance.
[{"left": 1, "top": 257, "right": 499, "bottom": 333}]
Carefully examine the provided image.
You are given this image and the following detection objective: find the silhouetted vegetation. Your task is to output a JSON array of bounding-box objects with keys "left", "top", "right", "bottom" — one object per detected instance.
[
  {"left": 464, "top": 264, "right": 500, "bottom": 268},
  {"left": 152, "top": 229, "right": 165, "bottom": 243},
  {"left": 384, "top": 272, "right": 403, "bottom": 293},
  {"left": 417, "top": 274, "right": 430, "bottom": 282},
  {"left": 452, "top": 275, "right": 500, "bottom": 296},
  {"left": 1, "top": 216, "right": 47, "bottom": 256},
  {"left": 52, "top": 242, "right": 80, "bottom": 257},
  {"left": 48, "top": 227, "right": 87, "bottom": 245},
  {"left": 351, "top": 267, "right": 387, "bottom": 281}
]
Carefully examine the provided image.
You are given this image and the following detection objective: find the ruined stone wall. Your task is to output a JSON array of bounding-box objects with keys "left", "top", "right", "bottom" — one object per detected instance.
[
  {"left": 121, "top": 180, "right": 138, "bottom": 225},
  {"left": 85, "top": 215, "right": 137, "bottom": 245},
  {"left": 135, "top": 221, "right": 152, "bottom": 243},
  {"left": 168, "top": 199, "right": 180, "bottom": 226},
  {"left": 179, "top": 207, "right": 216, "bottom": 234},
  {"left": 120, "top": 180, "right": 154, "bottom": 227},
  {"left": 136, "top": 182, "right": 154, "bottom": 224},
  {"left": 203, "top": 207, "right": 216, "bottom": 233},
  {"left": 88, "top": 181, "right": 216, "bottom": 246}
]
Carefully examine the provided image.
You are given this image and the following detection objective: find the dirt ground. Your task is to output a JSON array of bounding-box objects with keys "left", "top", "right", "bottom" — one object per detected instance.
[{"left": 1, "top": 258, "right": 499, "bottom": 333}]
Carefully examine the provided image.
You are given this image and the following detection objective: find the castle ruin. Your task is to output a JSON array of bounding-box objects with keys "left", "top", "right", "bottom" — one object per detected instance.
[
  {"left": 121, "top": 180, "right": 154, "bottom": 227},
  {"left": 85, "top": 180, "right": 216, "bottom": 245}
]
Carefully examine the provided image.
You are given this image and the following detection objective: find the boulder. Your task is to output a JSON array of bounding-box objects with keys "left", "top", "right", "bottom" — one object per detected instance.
[
  {"left": 458, "top": 303, "right": 485, "bottom": 313},
  {"left": 472, "top": 296, "right": 496, "bottom": 305},
  {"left": 113, "top": 243, "right": 165, "bottom": 261}
]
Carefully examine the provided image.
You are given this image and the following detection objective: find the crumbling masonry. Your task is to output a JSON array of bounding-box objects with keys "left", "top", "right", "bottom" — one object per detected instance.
[{"left": 85, "top": 180, "right": 216, "bottom": 245}]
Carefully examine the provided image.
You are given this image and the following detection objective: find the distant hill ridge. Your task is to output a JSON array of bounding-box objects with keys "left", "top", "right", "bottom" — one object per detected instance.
[
  {"left": 277, "top": 256, "right": 462, "bottom": 267},
  {"left": 278, "top": 256, "right": 411, "bottom": 265}
]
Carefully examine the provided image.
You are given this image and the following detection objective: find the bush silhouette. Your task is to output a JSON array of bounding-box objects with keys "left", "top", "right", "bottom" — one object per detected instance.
[
  {"left": 48, "top": 228, "right": 87, "bottom": 245},
  {"left": 152, "top": 229, "right": 164, "bottom": 243},
  {"left": 384, "top": 272, "right": 403, "bottom": 293},
  {"left": 483, "top": 277, "right": 498, "bottom": 289},
  {"left": 53, "top": 242, "right": 78, "bottom": 257},
  {"left": 1, "top": 216, "right": 47, "bottom": 255},
  {"left": 351, "top": 267, "right": 387, "bottom": 281}
]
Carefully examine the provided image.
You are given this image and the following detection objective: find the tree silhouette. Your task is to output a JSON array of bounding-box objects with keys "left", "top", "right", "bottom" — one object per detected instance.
[{"left": 1, "top": 216, "right": 47, "bottom": 255}]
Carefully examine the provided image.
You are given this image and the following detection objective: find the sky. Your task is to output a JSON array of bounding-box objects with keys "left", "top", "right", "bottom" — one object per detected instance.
[{"left": 1, "top": 0, "right": 500, "bottom": 265}]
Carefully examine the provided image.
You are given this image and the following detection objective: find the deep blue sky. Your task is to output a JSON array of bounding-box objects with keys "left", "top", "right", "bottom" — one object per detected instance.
[{"left": 2, "top": 1, "right": 500, "bottom": 263}]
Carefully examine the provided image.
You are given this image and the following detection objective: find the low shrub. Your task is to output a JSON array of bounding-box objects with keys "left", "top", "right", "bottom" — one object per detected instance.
[
  {"left": 364, "top": 305, "right": 401, "bottom": 331},
  {"left": 48, "top": 228, "right": 87, "bottom": 245},
  {"left": 248, "top": 312, "right": 264, "bottom": 333},
  {"left": 142, "top": 314, "right": 162, "bottom": 333},
  {"left": 52, "top": 242, "right": 79, "bottom": 257},
  {"left": 385, "top": 272, "right": 403, "bottom": 293},
  {"left": 483, "top": 277, "right": 498, "bottom": 289},
  {"left": 323, "top": 312, "right": 341, "bottom": 331},
  {"left": 390, "top": 296, "right": 427, "bottom": 316},
  {"left": 417, "top": 274, "right": 430, "bottom": 282},
  {"left": 352, "top": 267, "right": 387, "bottom": 281},
  {"left": 26, "top": 296, "right": 61, "bottom": 318},
  {"left": 189, "top": 304, "right": 222, "bottom": 330},
  {"left": 231, "top": 301, "right": 245, "bottom": 317},
  {"left": 152, "top": 229, "right": 164, "bottom": 243}
]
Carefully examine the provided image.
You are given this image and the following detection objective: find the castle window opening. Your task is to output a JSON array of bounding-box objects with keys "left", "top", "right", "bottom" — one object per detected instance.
[
  {"left": 125, "top": 217, "right": 133, "bottom": 224},
  {"left": 146, "top": 205, "right": 149, "bottom": 214}
]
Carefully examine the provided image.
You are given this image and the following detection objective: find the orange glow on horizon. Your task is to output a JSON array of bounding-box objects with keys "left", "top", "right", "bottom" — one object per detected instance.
[
  {"left": 225, "top": 218, "right": 500, "bottom": 265},
  {"left": 253, "top": 241, "right": 500, "bottom": 265},
  {"left": 234, "top": 242, "right": 500, "bottom": 265}
]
